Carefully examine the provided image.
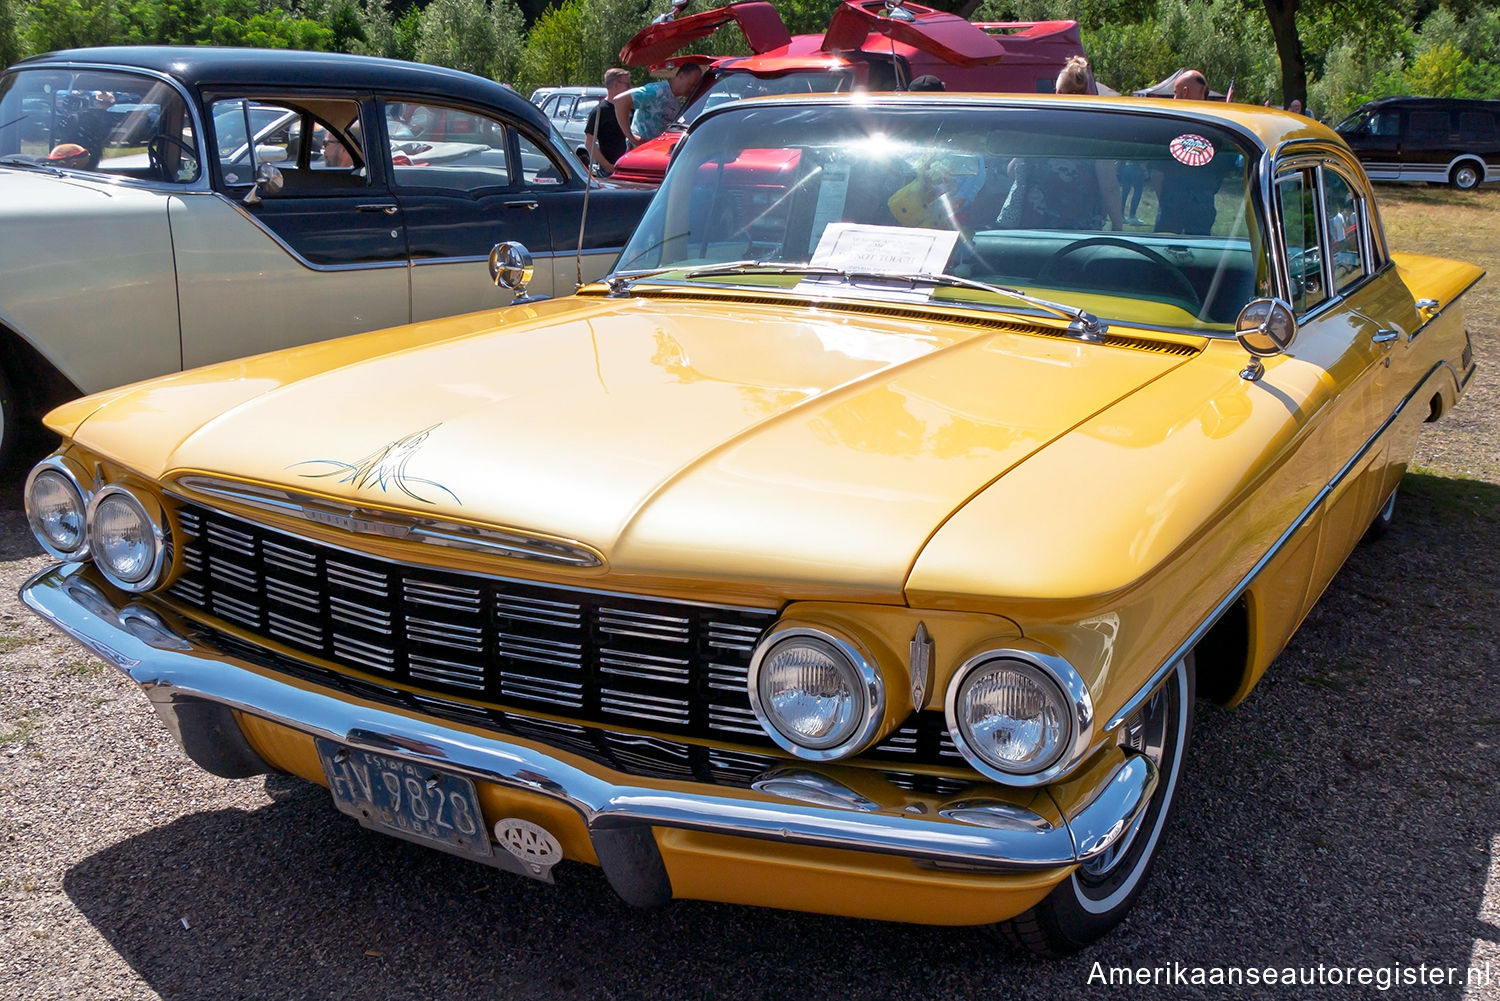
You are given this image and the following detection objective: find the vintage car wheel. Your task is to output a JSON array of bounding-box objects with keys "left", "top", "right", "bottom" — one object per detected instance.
[
  {"left": 1363, "top": 484, "right": 1399, "bottom": 542},
  {"left": 1449, "top": 161, "right": 1482, "bottom": 191},
  {"left": 1035, "top": 237, "right": 1202, "bottom": 313},
  {"left": 1000, "top": 656, "right": 1195, "bottom": 956}
]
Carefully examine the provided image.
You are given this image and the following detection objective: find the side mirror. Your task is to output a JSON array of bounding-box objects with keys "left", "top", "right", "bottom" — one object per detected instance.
[
  {"left": 242, "top": 162, "right": 284, "bottom": 206},
  {"left": 489, "top": 241, "right": 541, "bottom": 301},
  {"left": 1235, "top": 297, "right": 1298, "bottom": 381}
]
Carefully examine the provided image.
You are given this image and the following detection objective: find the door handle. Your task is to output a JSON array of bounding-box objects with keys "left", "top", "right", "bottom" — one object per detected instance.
[
  {"left": 503, "top": 199, "right": 540, "bottom": 210},
  {"left": 1370, "top": 328, "right": 1400, "bottom": 344},
  {"left": 356, "top": 203, "right": 399, "bottom": 214}
]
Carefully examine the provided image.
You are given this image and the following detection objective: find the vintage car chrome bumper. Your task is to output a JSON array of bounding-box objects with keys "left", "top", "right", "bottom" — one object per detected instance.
[{"left": 22, "top": 563, "right": 1157, "bottom": 888}]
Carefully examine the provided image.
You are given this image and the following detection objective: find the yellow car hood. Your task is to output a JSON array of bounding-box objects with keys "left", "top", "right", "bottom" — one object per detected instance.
[{"left": 59, "top": 295, "right": 1195, "bottom": 601}]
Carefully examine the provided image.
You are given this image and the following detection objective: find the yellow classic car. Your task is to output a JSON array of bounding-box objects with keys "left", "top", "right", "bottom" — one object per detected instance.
[{"left": 19, "top": 94, "right": 1481, "bottom": 954}]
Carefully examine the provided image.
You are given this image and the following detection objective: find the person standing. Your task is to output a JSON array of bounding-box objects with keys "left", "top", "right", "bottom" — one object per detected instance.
[
  {"left": 614, "top": 63, "right": 702, "bottom": 147},
  {"left": 585, "top": 68, "right": 630, "bottom": 175}
]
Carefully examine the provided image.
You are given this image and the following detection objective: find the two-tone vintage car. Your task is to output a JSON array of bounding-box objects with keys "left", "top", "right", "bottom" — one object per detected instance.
[
  {"left": 20, "top": 94, "right": 1480, "bottom": 953},
  {"left": 0, "top": 47, "right": 654, "bottom": 460}
]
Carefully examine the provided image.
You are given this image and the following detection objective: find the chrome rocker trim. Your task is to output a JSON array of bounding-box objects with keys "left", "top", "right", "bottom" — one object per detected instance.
[{"left": 23, "top": 562, "right": 1156, "bottom": 880}]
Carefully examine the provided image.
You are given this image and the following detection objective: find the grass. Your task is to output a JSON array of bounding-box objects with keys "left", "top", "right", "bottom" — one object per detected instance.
[
  {"left": 1376, "top": 184, "right": 1500, "bottom": 318},
  {"left": 58, "top": 659, "right": 104, "bottom": 678},
  {"left": 0, "top": 636, "right": 28, "bottom": 654},
  {"left": 0, "top": 717, "right": 41, "bottom": 745}
]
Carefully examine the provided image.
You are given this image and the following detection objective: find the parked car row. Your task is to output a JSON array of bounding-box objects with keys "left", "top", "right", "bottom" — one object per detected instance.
[
  {"left": 18, "top": 77, "right": 1482, "bottom": 955},
  {"left": 0, "top": 46, "right": 655, "bottom": 460}
]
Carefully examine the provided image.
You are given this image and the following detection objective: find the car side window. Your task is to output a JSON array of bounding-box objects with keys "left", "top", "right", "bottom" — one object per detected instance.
[
  {"left": 384, "top": 101, "right": 511, "bottom": 189},
  {"left": 1409, "top": 110, "right": 1451, "bottom": 140},
  {"left": 1459, "top": 112, "right": 1496, "bottom": 143},
  {"left": 1320, "top": 170, "right": 1367, "bottom": 294},
  {"left": 1277, "top": 170, "right": 1327, "bottom": 315},
  {"left": 1370, "top": 111, "right": 1400, "bottom": 137},
  {"left": 0, "top": 67, "right": 199, "bottom": 183},
  {"left": 516, "top": 132, "right": 566, "bottom": 186},
  {"left": 209, "top": 97, "right": 369, "bottom": 191}
]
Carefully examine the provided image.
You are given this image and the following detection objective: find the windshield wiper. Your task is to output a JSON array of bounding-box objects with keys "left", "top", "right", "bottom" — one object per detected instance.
[
  {"left": 0, "top": 155, "right": 63, "bottom": 176},
  {"left": 680, "top": 262, "right": 1110, "bottom": 341},
  {"left": 603, "top": 259, "right": 762, "bottom": 297}
]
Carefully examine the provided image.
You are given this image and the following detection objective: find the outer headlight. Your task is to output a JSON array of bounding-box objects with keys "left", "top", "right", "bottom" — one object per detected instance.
[
  {"left": 24, "top": 458, "right": 91, "bottom": 560},
  {"left": 747, "top": 627, "right": 884, "bottom": 760},
  {"left": 945, "top": 649, "right": 1093, "bottom": 785},
  {"left": 86, "top": 486, "right": 170, "bottom": 592}
]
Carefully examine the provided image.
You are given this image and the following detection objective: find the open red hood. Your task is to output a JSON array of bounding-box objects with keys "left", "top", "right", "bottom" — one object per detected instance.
[
  {"left": 821, "top": 1, "right": 1007, "bottom": 66},
  {"left": 619, "top": 1, "right": 792, "bottom": 65}
]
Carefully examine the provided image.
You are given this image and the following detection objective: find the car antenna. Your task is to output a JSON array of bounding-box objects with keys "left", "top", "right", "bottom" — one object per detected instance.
[
  {"left": 885, "top": 2, "right": 913, "bottom": 90},
  {"left": 574, "top": 163, "right": 591, "bottom": 291}
]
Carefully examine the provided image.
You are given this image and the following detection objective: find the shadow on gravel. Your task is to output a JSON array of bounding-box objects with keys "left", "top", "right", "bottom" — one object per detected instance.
[{"left": 58, "top": 471, "right": 1500, "bottom": 1001}]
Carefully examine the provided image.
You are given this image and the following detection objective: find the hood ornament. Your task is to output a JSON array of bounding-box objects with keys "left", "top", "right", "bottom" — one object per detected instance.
[{"left": 289, "top": 425, "right": 459, "bottom": 505}]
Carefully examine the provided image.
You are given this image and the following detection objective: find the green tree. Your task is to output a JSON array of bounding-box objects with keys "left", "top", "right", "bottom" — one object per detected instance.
[
  {"left": 22, "top": 0, "right": 121, "bottom": 53},
  {"left": 416, "top": 0, "right": 525, "bottom": 82},
  {"left": 1, "top": 0, "right": 22, "bottom": 67}
]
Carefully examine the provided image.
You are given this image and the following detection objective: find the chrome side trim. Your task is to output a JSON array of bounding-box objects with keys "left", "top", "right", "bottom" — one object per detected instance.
[
  {"left": 1105, "top": 359, "right": 1459, "bottom": 732},
  {"left": 22, "top": 563, "right": 1158, "bottom": 873}
]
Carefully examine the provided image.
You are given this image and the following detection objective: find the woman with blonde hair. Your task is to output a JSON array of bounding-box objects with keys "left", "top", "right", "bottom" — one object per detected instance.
[{"left": 1055, "top": 55, "right": 1092, "bottom": 95}]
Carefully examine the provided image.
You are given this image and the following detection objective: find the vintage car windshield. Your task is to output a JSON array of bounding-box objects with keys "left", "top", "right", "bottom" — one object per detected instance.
[
  {"left": 673, "top": 69, "right": 855, "bottom": 129},
  {"left": 617, "top": 103, "right": 1270, "bottom": 332},
  {"left": 0, "top": 67, "right": 199, "bottom": 182}
]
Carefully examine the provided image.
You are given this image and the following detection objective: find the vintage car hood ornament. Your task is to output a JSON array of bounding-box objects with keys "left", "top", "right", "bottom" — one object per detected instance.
[{"left": 102, "top": 298, "right": 1190, "bottom": 594}]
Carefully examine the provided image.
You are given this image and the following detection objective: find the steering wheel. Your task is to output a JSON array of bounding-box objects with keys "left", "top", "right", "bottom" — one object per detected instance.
[
  {"left": 147, "top": 134, "right": 197, "bottom": 181},
  {"left": 1035, "top": 236, "right": 1201, "bottom": 314}
]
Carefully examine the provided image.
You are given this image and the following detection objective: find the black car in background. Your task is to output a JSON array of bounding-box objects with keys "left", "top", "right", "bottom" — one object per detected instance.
[{"left": 1336, "top": 96, "right": 1500, "bottom": 190}]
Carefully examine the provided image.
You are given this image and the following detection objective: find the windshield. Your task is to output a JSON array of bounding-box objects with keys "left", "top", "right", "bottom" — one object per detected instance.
[
  {"left": 617, "top": 102, "right": 1269, "bottom": 331},
  {"left": 0, "top": 67, "right": 199, "bottom": 182},
  {"left": 674, "top": 69, "right": 855, "bottom": 129}
]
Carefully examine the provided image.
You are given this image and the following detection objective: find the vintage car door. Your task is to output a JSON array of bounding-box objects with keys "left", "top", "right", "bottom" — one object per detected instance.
[
  {"left": 380, "top": 98, "right": 567, "bottom": 315},
  {"left": 1270, "top": 156, "right": 1403, "bottom": 602},
  {"left": 173, "top": 94, "right": 411, "bottom": 370}
]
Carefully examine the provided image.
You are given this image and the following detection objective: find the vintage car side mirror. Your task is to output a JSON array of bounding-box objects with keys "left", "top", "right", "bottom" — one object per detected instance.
[
  {"left": 1235, "top": 297, "right": 1298, "bottom": 381},
  {"left": 489, "top": 241, "right": 543, "bottom": 302},
  {"left": 242, "top": 162, "right": 284, "bottom": 206}
]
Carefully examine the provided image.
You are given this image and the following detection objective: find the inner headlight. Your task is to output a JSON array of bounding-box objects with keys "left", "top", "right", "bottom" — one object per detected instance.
[
  {"left": 748, "top": 628, "right": 883, "bottom": 760},
  {"left": 947, "top": 655, "right": 1077, "bottom": 779},
  {"left": 24, "top": 460, "right": 91, "bottom": 560},
  {"left": 87, "top": 486, "right": 169, "bottom": 592}
]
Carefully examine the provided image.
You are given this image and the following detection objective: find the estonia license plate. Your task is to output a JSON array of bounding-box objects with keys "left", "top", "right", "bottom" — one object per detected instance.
[{"left": 316, "top": 739, "right": 492, "bottom": 864}]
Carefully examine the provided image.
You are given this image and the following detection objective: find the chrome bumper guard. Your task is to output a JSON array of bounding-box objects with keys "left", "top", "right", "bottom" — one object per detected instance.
[{"left": 22, "top": 563, "right": 1157, "bottom": 884}]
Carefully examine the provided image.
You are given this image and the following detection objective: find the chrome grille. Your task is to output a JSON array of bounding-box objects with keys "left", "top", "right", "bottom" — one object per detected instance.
[{"left": 167, "top": 503, "right": 965, "bottom": 765}]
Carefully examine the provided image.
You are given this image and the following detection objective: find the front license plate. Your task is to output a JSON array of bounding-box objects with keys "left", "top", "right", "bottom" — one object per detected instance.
[{"left": 316, "top": 739, "right": 493, "bottom": 864}]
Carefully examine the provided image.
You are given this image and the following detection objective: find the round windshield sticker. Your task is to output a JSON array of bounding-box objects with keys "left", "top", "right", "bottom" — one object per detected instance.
[
  {"left": 224, "top": 171, "right": 239, "bottom": 184},
  {"left": 1169, "top": 134, "right": 1215, "bottom": 166}
]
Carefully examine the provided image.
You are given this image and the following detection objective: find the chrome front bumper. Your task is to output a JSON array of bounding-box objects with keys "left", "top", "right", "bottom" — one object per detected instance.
[{"left": 22, "top": 563, "right": 1157, "bottom": 887}]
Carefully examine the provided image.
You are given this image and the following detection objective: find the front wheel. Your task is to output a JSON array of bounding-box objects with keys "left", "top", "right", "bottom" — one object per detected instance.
[
  {"left": 1450, "top": 161, "right": 1482, "bottom": 191},
  {"left": 999, "top": 656, "right": 1195, "bottom": 955}
]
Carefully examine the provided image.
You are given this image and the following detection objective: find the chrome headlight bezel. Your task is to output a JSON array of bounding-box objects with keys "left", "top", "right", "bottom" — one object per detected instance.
[
  {"left": 944, "top": 646, "right": 1095, "bottom": 788},
  {"left": 86, "top": 485, "right": 170, "bottom": 593},
  {"left": 24, "top": 456, "right": 93, "bottom": 561},
  {"left": 746, "top": 625, "right": 885, "bottom": 761}
]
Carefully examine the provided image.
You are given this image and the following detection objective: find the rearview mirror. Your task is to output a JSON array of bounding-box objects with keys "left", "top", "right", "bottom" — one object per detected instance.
[{"left": 1235, "top": 297, "right": 1298, "bottom": 381}]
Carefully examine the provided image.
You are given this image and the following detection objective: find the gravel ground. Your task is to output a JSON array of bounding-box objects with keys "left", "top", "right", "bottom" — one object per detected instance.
[{"left": 2, "top": 198, "right": 1498, "bottom": 1000}]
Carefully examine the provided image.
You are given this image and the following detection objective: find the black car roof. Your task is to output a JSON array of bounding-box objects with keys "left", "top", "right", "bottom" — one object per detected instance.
[
  {"left": 1356, "top": 95, "right": 1500, "bottom": 111},
  {"left": 14, "top": 46, "right": 546, "bottom": 130}
]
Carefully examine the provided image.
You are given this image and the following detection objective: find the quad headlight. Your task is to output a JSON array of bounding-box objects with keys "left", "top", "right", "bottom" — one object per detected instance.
[
  {"left": 24, "top": 458, "right": 91, "bottom": 560},
  {"left": 945, "top": 649, "right": 1093, "bottom": 785},
  {"left": 747, "top": 627, "right": 884, "bottom": 760},
  {"left": 86, "top": 486, "right": 170, "bottom": 592}
]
